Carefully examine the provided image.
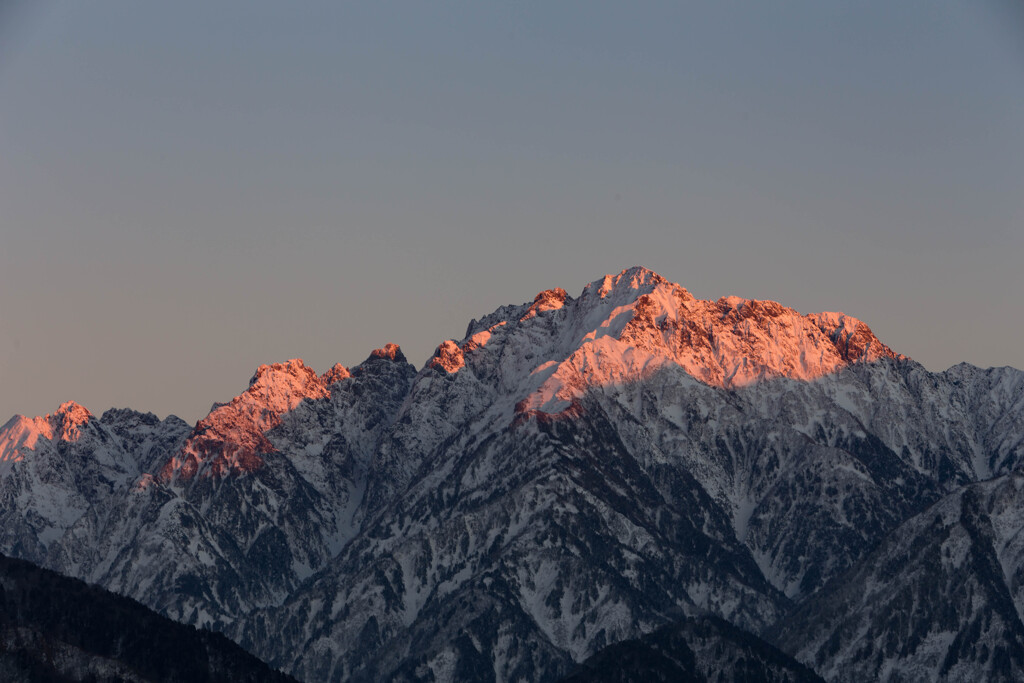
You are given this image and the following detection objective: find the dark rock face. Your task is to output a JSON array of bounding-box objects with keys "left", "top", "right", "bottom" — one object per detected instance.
[{"left": 2, "top": 267, "right": 1024, "bottom": 682}]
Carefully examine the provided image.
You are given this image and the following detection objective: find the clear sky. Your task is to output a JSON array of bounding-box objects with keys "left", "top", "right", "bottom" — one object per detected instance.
[{"left": 1, "top": 1, "right": 1022, "bottom": 424}]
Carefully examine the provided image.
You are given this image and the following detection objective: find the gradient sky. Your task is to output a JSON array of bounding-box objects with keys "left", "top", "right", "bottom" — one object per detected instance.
[{"left": 2, "top": 1, "right": 1022, "bottom": 424}]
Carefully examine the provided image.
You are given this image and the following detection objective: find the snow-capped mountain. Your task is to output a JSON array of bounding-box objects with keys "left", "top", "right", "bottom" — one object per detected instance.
[
  {"left": 0, "top": 403, "right": 190, "bottom": 566},
  {"left": 2, "top": 266, "right": 1023, "bottom": 682}
]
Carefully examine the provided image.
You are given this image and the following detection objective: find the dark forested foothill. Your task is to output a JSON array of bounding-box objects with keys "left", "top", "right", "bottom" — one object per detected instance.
[
  {"left": 559, "top": 615, "right": 824, "bottom": 683},
  {"left": 0, "top": 553, "right": 295, "bottom": 683}
]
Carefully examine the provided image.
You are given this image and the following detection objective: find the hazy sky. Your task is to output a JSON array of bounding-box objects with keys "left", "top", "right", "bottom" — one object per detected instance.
[{"left": 2, "top": 1, "right": 1022, "bottom": 424}]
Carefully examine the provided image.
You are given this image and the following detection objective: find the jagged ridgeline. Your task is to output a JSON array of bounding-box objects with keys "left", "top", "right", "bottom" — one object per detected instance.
[{"left": 2, "top": 267, "right": 1024, "bottom": 682}]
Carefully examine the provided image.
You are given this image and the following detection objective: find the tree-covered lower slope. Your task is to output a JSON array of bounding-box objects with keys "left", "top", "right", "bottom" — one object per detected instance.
[
  {"left": 0, "top": 553, "right": 295, "bottom": 683},
  {"left": 559, "top": 615, "right": 823, "bottom": 683}
]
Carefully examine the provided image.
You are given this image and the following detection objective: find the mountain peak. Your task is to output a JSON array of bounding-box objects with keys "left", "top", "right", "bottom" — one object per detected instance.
[
  {"left": 242, "top": 357, "right": 330, "bottom": 418},
  {"left": 54, "top": 400, "right": 90, "bottom": 417},
  {"left": 0, "top": 416, "right": 48, "bottom": 469},
  {"left": 367, "top": 343, "right": 406, "bottom": 363},
  {"left": 52, "top": 401, "right": 92, "bottom": 440},
  {"left": 162, "top": 359, "right": 330, "bottom": 480},
  {"left": 320, "top": 363, "right": 351, "bottom": 386},
  {"left": 428, "top": 340, "right": 466, "bottom": 374},
  {"left": 808, "top": 312, "right": 896, "bottom": 364},
  {"left": 0, "top": 402, "right": 95, "bottom": 473},
  {"left": 521, "top": 287, "right": 570, "bottom": 321},
  {"left": 585, "top": 266, "right": 669, "bottom": 300},
  {"left": 248, "top": 358, "right": 320, "bottom": 390},
  {"left": 456, "top": 268, "right": 902, "bottom": 415}
]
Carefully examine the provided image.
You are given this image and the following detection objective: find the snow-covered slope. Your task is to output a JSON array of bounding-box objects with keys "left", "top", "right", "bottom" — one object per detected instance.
[
  {"left": 774, "top": 474, "right": 1024, "bottom": 682},
  {"left": 244, "top": 393, "right": 787, "bottom": 681},
  {"left": 1, "top": 266, "right": 1023, "bottom": 682}
]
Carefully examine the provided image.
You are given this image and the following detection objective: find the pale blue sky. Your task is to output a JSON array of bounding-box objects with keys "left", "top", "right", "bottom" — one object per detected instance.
[{"left": 2, "top": 1, "right": 1022, "bottom": 423}]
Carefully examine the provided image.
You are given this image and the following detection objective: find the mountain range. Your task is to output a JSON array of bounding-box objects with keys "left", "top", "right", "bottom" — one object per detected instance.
[{"left": 2, "top": 266, "right": 1023, "bottom": 681}]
